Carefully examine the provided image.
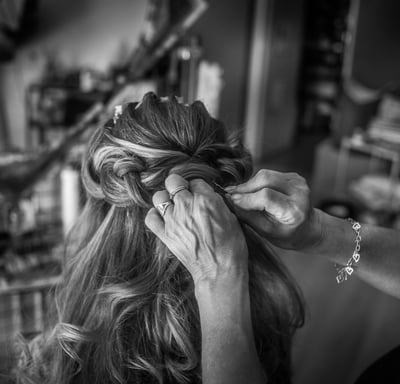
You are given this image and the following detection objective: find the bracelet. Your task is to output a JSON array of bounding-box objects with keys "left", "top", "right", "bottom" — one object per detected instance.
[{"left": 335, "top": 218, "right": 361, "bottom": 284}]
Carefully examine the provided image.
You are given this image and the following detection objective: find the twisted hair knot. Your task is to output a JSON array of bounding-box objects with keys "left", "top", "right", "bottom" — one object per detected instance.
[
  {"left": 83, "top": 95, "right": 253, "bottom": 209},
  {"left": 113, "top": 157, "right": 146, "bottom": 178}
]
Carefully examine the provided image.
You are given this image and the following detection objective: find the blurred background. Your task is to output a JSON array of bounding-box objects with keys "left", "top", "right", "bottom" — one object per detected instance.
[{"left": 0, "top": 0, "right": 400, "bottom": 383}]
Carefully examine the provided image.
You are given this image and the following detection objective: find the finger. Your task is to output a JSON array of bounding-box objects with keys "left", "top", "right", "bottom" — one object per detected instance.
[
  {"left": 144, "top": 208, "right": 166, "bottom": 241},
  {"left": 189, "top": 178, "right": 215, "bottom": 195},
  {"left": 230, "top": 188, "right": 292, "bottom": 222},
  {"left": 165, "top": 174, "right": 191, "bottom": 201},
  {"left": 152, "top": 190, "right": 173, "bottom": 218},
  {"left": 226, "top": 169, "right": 302, "bottom": 195}
]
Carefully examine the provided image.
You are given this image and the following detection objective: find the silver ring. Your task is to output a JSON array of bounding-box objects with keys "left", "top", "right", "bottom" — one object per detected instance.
[
  {"left": 156, "top": 201, "right": 173, "bottom": 217},
  {"left": 169, "top": 185, "right": 188, "bottom": 200}
]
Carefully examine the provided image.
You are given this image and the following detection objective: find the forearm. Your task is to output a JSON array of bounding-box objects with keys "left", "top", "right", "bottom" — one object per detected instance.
[
  {"left": 195, "top": 272, "right": 266, "bottom": 384},
  {"left": 308, "top": 209, "right": 400, "bottom": 298}
]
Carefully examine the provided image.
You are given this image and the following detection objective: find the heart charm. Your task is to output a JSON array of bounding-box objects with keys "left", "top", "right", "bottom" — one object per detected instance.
[
  {"left": 336, "top": 270, "right": 347, "bottom": 283},
  {"left": 345, "top": 266, "right": 354, "bottom": 275}
]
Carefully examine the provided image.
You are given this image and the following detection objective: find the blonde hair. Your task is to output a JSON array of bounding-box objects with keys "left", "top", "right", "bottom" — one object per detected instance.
[{"left": 15, "top": 93, "right": 304, "bottom": 384}]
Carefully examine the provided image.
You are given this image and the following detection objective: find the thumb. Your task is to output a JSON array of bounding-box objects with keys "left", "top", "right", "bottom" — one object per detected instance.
[{"left": 230, "top": 188, "right": 290, "bottom": 220}]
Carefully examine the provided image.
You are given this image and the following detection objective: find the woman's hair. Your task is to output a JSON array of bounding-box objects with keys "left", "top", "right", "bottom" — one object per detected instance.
[{"left": 15, "top": 93, "right": 304, "bottom": 384}]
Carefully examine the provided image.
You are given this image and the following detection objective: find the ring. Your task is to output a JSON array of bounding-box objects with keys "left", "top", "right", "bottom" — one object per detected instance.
[
  {"left": 156, "top": 201, "right": 173, "bottom": 217},
  {"left": 169, "top": 185, "right": 188, "bottom": 200}
]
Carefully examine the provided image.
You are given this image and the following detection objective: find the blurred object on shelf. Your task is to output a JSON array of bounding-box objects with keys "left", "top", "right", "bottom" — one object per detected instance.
[
  {"left": 349, "top": 174, "right": 400, "bottom": 212},
  {"left": 377, "top": 93, "right": 400, "bottom": 121},
  {"left": 9, "top": 225, "right": 61, "bottom": 256},
  {"left": 2, "top": 247, "right": 61, "bottom": 278},
  {"left": 0, "top": 191, "right": 63, "bottom": 281},
  {"left": 298, "top": 0, "right": 350, "bottom": 133},
  {"left": 0, "top": 273, "right": 60, "bottom": 380},
  {"left": 26, "top": 63, "right": 112, "bottom": 148},
  {"left": 334, "top": 134, "right": 400, "bottom": 198},
  {"left": 0, "top": 102, "right": 102, "bottom": 199},
  {"left": 168, "top": 35, "right": 203, "bottom": 103},
  {"left": 0, "top": 153, "right": 37, "bottom": 236},
  {"left": 332, "top": 79, "right": 380, "bottom": 142},
  {"left": 30, "top": 165, "right": 62, "bottom": 230},
  {"left": 0, "top": 235, "right": 62, "bottom": 287},
  {"left": 0, "top": 163, "right": 63, "bottom": 283},
  {"left": 0, "top": 152, "right": 63, "bottom": 238},
  {"left": 367, "top": 93, "right": 400, "bottom": 144},
  {"left": 27, "top": 85, "right": 104, "bottom": 144},
  {"left": 196, "top": 61, "right": 223, "bottom": 118},
  {"left": 314, "top": 130, "right": 400, "bottom": 227},
  {"left": 316, "top": 133, "right": 400, "bottom": 226},
  {"left": 312, "top": 138, "right": 387, "bottom": 205},
  {"left": 0, "top": 275, "right": 60, "bottom": 345},
  {"left": 60, "top": 166, "right": 80, "bottom": 237}
]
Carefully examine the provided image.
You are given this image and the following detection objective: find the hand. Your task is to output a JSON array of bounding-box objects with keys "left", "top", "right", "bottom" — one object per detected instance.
[
  {"left": 225, "top": 169, "right": 321, "bottom": 250},
  {"left": 145, "top": 174, "right": 249, "bottom": 288}
]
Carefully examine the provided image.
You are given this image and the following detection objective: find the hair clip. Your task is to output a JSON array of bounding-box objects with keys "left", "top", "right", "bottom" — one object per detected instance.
[{"left": 113, "top": 105, "right": 123, "bottom": 124}]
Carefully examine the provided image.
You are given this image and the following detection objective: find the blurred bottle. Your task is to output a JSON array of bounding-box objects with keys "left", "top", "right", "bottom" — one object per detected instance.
[
  {"left": 60, "top": 165, "right": 81, "bottom": 237},
  {"left": 168, "top": 35, "right": 203, "bottom": 103}
]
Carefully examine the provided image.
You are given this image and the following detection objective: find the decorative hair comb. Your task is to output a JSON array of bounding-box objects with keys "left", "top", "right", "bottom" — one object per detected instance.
[{"left": 113, "top": 105, "right": 123, "bottom": 124}]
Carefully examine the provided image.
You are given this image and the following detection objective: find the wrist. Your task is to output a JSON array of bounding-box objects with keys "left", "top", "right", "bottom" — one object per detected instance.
[
  {"left": 194, "top": 269, "right": 249, "bottom": 302},
  {"left": 194, "top": 270, "right": 252, "bottom": 331},
  {"left": 302, "top": 208, "right": 326, "bottom": 252},
  {"left": 288, "top": 208, "right": 325, "bottom": 251},
  {"left": 304, "top": 209, "right": 354, "bottom": 260}
]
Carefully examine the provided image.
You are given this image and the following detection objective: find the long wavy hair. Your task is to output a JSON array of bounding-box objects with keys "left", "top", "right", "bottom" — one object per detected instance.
[{"left": 15, "top": 93, "right": 304, "bottom": 384}]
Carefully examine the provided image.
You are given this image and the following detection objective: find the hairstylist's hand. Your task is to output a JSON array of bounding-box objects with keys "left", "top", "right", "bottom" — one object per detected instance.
[
  {"left": 145, "top": 174, "right": 248, "bottom": 288},
  {"left": 226, "top": 169, "right": 321, "bottom": 250}
]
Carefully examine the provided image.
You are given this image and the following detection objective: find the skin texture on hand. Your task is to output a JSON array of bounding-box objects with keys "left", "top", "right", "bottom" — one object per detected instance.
[
  {"left": 145, "top": 174, "right": 266, "bottom": 384},
  {"left": 226, "top": 169, "right": 322, "bottom": 250},
  {"left": 226, "top": 168, "right": 400, "bottom": 298},
  {"left": 145, "top": 174, "right": 249, "bottom": 287}
]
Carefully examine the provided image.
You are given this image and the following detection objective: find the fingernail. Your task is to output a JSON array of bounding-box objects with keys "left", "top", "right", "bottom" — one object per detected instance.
[
  {"left": 230, "top": 194, "right": 241, "bottom": 201},
  {"left": 224, "top": 186, "right": 236, "bottom": 192}
]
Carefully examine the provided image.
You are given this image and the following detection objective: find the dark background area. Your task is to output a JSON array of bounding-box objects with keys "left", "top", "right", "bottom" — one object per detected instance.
[{"left": 351, "top": 0, "right": 400, "bottom": 89}]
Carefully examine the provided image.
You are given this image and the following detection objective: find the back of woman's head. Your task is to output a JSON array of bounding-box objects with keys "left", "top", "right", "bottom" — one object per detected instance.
[
  {"left": 16, "top": 93, "right": 304, "bottom": 384},
  {"left": 83, "top": 93, "right": 252, "bottom": 207}
]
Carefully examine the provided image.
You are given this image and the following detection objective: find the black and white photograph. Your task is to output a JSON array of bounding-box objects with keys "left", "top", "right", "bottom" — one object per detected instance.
[{"left": 0, "top": 0, "right": 399, "bottom": 383}]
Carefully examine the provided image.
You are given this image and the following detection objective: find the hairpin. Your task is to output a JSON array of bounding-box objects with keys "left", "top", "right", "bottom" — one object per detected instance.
[
  {"left": 213, "top": 182, "right": 235, "bottom": 213},
  {"left": 113, "top": 105, "right": 123, "bottom": 124}
]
